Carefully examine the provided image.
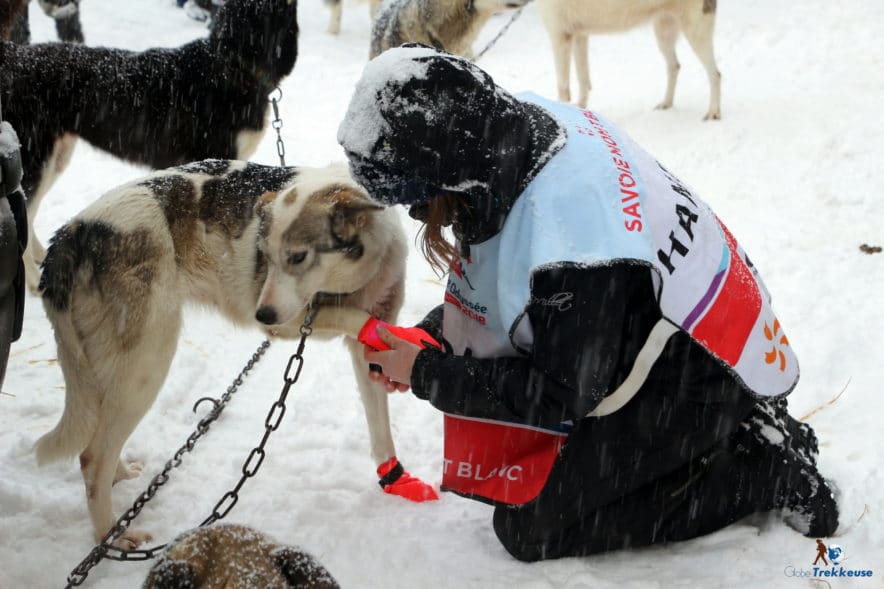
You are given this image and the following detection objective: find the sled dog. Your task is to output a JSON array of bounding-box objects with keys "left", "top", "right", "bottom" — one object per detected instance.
[
  {"left": 536, "top": 0, "right": 722, "bottom": 120},
  {"left": 36, "top": 160, "right": 407, "bottom": 548},
  {"left": 370, "top": 0, "right": 531, "bottom": 59},
  {"left": 144, "top": 524, "right": 339, "bottom": 588},
  {"left": 0, "top": 0, "right": 299, "bottom": 292}
]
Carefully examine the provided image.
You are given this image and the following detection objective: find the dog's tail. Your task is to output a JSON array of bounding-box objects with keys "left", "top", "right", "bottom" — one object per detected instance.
[
  {"left": 34, "top": 298, "right": 101, "bottom": 464},
  {"left": 34, "top": 350, "right": 100, "bottom": 465},
  {"left": 34, "top": 303, "right": 100, "bottom": 465},
  {"left": 36, "top": 222, "right": 104, "bottom": 464}
]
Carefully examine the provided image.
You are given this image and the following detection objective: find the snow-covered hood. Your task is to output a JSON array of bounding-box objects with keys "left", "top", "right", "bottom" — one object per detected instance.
[{"left": 337, "top": 45, "right": 565, "bottom": 245}]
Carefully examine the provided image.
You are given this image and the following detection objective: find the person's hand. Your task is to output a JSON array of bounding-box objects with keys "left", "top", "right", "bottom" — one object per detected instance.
[
  {"left": 364, "top": 326, "right": 423, "bottom": 388},
  {"left": 358, "top": 318, "right": 441, "bottom": 393},
  {"left": 368, "top": 367, "right": 411, "bottom": 393}
]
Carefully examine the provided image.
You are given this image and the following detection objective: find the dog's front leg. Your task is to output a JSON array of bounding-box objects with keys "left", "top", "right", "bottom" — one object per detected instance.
[
  {"left": 309, "top": 307, "right": 372, "bottom": 339},
  {"left": 345, "top": 337, "right": 396, "bottom": 466}
]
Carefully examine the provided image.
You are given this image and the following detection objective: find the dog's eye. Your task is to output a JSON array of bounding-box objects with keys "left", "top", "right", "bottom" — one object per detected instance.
[{"left": 287, "top": 251, "right": 308, "bottom": 265}]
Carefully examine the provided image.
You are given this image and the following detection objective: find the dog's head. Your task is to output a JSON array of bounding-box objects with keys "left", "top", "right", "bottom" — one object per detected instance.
[
  {"left": 144, "top": 524, "right": 339, "bottom": 588},
  {"left": 254, "top": 164, "right": 386, "bottom": 326},
  {"left": 210, "top": 0, "right": 298, "bottom": 83}
]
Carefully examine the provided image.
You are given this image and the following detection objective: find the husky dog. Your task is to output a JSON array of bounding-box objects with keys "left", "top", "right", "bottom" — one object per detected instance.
[
  {"left": 536, "top": 0, "right": 722, "bottom": 120},
  {"left": 324, "top": 0, "right": 382, "bottom": 35},
  {"left": 36, "top": 160, "right": 408, "bottom": 548},
  {"left": 0, "top": 0, "right": 299, "bottom": 292},
  {"left": 370, "top": 0, "right": 531, "bottom": 59},
  {"left": 144, "top": 524, "right": 339, "bottom": 588}
]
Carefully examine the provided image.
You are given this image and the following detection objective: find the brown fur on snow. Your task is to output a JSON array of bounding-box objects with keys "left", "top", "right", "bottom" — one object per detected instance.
[{"left": 143, "top": 524, "right": 339, "bottom": 589}]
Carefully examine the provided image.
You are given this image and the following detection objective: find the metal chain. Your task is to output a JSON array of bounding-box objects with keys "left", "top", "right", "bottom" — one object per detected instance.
[
  {"left": 63, "top": 337, "right": 273, "bottom": 586},
  {"left": 270, "top": 87, "right": 286, "bottom": 167},
  {"left": 64, "top": 307, "right": 316, "bottom": 587},
  {"left": 475, "top": 8, "right": 524, "bottom": 61}
]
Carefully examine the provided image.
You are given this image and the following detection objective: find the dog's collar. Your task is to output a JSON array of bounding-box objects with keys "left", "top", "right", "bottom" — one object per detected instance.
[{"left": 312, "top": 291, "right": 358, "bottom": 305}]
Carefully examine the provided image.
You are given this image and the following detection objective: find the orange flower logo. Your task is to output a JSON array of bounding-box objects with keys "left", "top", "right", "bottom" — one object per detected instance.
[{"left": 764, "top": 319, "right": 789, "bottom": 371}]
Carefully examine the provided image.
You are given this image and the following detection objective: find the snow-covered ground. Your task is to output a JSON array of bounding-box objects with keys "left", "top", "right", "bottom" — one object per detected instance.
[{"left": 2, "top": 0, "right": 882, "bottom": 587}]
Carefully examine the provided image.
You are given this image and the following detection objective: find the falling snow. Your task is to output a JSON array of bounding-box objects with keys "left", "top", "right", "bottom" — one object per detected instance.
[{"left": 0, "top": 0, "right": 882, "bottom": 588}]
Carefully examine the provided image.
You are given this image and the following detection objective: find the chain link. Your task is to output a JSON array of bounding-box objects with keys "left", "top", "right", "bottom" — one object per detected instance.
[
  {"left": 63, "top": 307, "right": 317, "bottom": 587},
  {"left": 270, "top": 87, "right": 286, "bottom": 167}
]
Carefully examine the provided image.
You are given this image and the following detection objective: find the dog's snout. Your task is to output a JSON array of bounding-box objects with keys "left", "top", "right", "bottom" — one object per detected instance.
[{"left": 255, "top": 306, "right": 279, "bottom": 325}]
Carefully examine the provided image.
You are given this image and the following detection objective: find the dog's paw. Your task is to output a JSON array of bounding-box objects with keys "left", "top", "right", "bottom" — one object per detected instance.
[
  {"left": 655, "top": 101, "right": 673, "bottom": 111},
  {"left": 113, "top": 460, "right": 144, "bottom": 485},
  {"left": 703, "top": 110, "right": 722, "bottom": 121},
  {"left": 112, "top": 529, "right": 153, "bottom": 550}
]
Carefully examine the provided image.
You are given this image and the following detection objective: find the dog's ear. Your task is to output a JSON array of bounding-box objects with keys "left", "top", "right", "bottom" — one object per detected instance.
[
  {"left": 273, "top": 546, "right": 340, "bottom": 588},
  {"left": 256, "top": 190, "right": 279, "bottom": 211},
  {"left": 329, "top": 187, "right": 384, "bottom": 242},
  {"left": 144, "top": 559, "right": 197, "bottom": 589},
  {"left": 255, "top": 191, "right": 279, "bottom": 229}
]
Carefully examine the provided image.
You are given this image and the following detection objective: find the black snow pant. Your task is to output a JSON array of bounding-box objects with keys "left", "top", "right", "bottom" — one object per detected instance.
[{"left": 492, "top": 399, "right": 838, "bottom": 561}]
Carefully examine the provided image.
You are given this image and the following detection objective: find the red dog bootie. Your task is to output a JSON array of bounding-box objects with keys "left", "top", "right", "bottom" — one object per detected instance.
[
  {"left": 377, "top": 457, "right": 439, "bottom": 502},
  {"left": 358, "top": 318, "right": 441, "bottom": 352}
]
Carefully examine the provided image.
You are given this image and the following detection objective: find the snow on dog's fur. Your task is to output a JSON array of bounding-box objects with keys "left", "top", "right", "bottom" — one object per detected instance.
[
  {"left": 36, "top": 160, "right": 408, "bottom": 548},
  {"left": 537, "top": 0, "right": 722, "bottom": 120},
  {"left": 0, "top": 0, "right": 299, "bottom": 292},
  {"left": 370, "top": 0, "right": 531, "bottom": 59},
  {"left": 144, "top": 524, "right": 339, "bottom": 588}
]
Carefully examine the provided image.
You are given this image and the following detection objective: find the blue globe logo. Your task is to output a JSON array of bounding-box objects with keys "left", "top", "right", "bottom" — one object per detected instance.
[{"left": 827, "top": 544, "right": 844, "bottom": 565}]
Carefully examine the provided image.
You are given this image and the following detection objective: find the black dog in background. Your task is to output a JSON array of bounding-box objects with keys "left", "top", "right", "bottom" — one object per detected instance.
[{"left": 0, "top": 0, "right": 299, "bottom": 290}]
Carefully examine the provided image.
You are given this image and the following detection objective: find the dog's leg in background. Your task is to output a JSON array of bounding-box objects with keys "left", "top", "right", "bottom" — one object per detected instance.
[
  {"left": 678, "top": 6, "right": 721, "bottom": 120},
  {"left": 369, "top": 0, "right": 381, "bottom": 20},
  {"left": 572, "top": 33, "right": 590, "bottom": 108},
  {"left": 653, "top": 14, "right": 681, "bottom": 112},
  {"left": 538, "top": 1, "right": 574, "bottom": 104},
  {"left": 324, "top": 0, "right": 342, "bottom": 34},
  {"left": 551, "top": 32, "right": 573, "bottom": 104}
]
